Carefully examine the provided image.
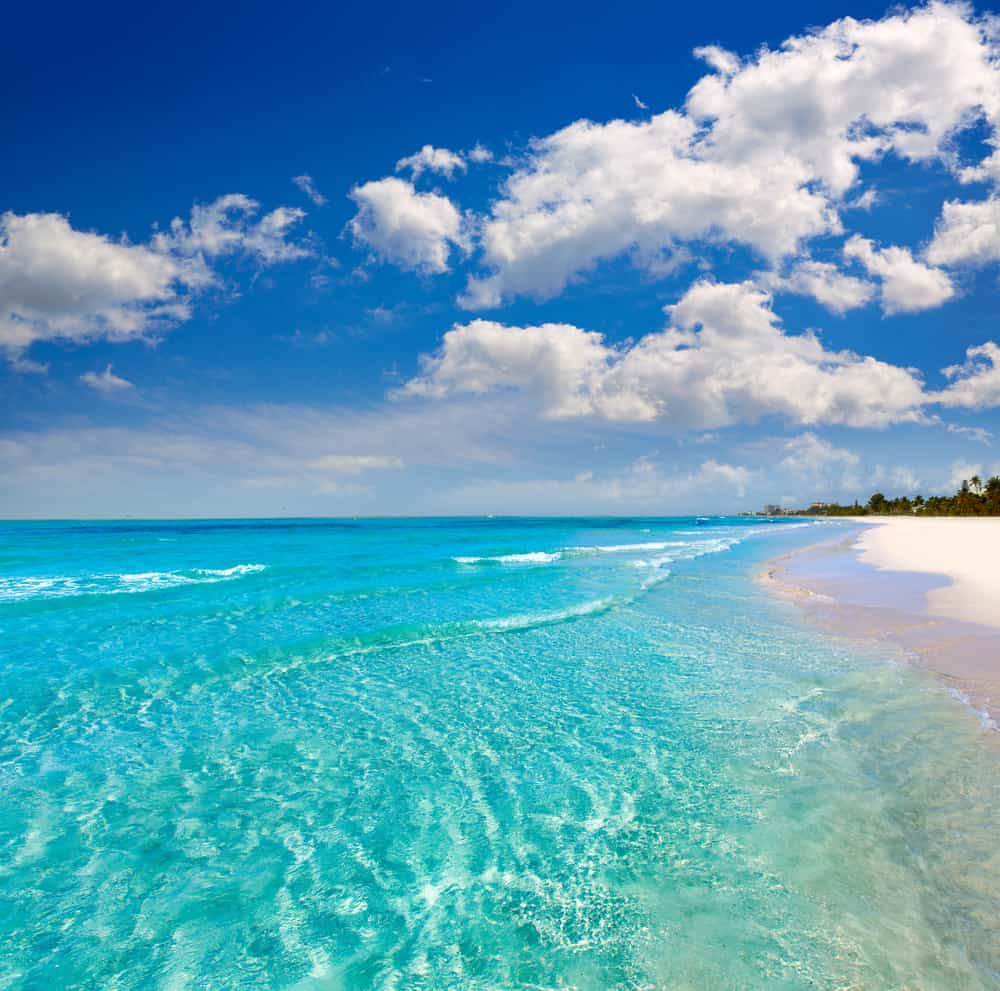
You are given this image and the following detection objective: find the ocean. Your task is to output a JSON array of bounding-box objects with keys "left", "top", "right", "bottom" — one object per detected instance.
[{"left": 2, "top": 517, "right": 998, "bottom": 989}]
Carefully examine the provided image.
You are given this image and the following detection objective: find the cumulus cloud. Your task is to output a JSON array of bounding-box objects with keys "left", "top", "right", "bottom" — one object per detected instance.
[
  {"left": 0, "top": 195, "right": 311, "bottom": 366},
  {"left": 685, "top": 5, "right": 998, "bottom": 192},
  {"left": 460, "top": 111, "right": 839, "bottom": 308},
  {"left": 936, "top": 342, "right": 1000, "bottom": 408},
  {"left": 80, "top": 364, "right": 134, "bottom": 394},
  {"left": 400, "top": 318, "right": 610, "bottom": 415},
  {"left": 926, "top": 196, "right": 1000, "bottom": 267},
  {"left": 759, "top": 260, "right": 875, "bottom": 314},
  {"left": 843, "top": 235, "right": 955, "bottom": 314},
  {"left": 0, "top": 211, "right": 201, "bottom": 358},
  {"left": 960, "top": 150, "right": 1000, "bottom": 186},
  {"left": 693, "top": 45, "right": 741, "bottom": 76},
  {"left": 404, "top": 280, "right": 930, "bottom": 429},
  {"left": 292, "top": 174, "right": 327, "bottom": 206},
  {"left": 348, "top": 177, "right": 467, "bottom": 274},
  {"left": 308, "top": 454, "right": 404, "bottom": 473},
  {"left": 395, "top": 144, "right": 467, "bottom": 179},
  {"left": 154, "top": 194, "right": 310, "bottom": 265},
  {"left": 452, "top": 3, "right": 999, "bottom": 306}
]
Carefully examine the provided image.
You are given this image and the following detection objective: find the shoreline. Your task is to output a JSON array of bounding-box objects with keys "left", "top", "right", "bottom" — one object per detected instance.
[{"left": 761, "top": 520, "right": 1000, "bottom": 726}]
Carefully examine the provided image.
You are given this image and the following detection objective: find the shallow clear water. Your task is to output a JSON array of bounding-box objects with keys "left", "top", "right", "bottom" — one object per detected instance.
[{"left": 1, "top": 517, "right": 998, "bottom": 990}]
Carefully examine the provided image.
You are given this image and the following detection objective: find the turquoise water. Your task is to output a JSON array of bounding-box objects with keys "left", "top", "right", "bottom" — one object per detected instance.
[{"left": 2, "top": 517, "right": 999, "bottom": 990}]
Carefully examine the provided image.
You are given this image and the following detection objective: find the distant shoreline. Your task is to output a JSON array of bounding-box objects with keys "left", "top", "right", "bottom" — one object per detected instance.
[{"left": 761, "top": 518, "right": 1000, "bottom": 726}]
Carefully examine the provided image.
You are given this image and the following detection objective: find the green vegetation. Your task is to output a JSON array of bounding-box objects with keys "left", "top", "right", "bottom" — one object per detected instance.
[{"left": 788, "top": 475, "right": 1000, "bottom": 517}]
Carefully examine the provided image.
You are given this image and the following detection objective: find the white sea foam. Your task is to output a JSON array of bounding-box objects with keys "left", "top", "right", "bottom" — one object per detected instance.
[
  {"left": 946, "top": 687, "right": 999, "bottom": 731},
  {"left": 452, "top": 521, "right": 818, "bottom": 585},
  {"left": 454, "top": 551, "right": 561, "bottom": 565},
  {"left": 457, "top": 533, "right": 751, "bottom": 568},
  {"left": 0, "top": 564, "right": 267, "bottom": 602}
]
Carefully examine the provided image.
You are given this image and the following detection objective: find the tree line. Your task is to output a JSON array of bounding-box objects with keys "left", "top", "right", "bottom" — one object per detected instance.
[{"left": 792, "top": 475, "right": 1000, "bottom": 517}]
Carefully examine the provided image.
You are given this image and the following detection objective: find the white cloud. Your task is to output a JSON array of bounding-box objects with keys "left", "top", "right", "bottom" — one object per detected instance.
[
  {"left": 781, "top": 432, "right": 861, "bottom": 489},
  {"left": 406, "top": 280, "right": 930, "bottom": 429},
  {"left": 686, "top": 5, "right": 998, "bottom": 193},
  {"left": 632, "top": 94, "right": 649, "bottom": 111},
  {"left": 871, "top": 464, "right": 921, "bottom": 493},
  {"left": 400, "top": 317, "right": 611, "bottom": 415},
  {"left": 843, "top": 235, "right": 955, "bottom": 314},
  {"left": 945, "top": 423, "right": 993, "bottom": 444},
  {"left": 461, "top": 111, "right": 838, "bottom": 308},
  {"left": 693, "top": 45, "right": 741, "bottom": 76},
  {"left": 847, "top": 189, "right": 880, "bottom": 211},
  {"left": 937, "top": 342, "right": 1000, "bottom": 409},
  {"left": 10, "top": 355, "right": 49, "bottom": 374},
  {"left": 467, "top": 144, "right": 493, "bottom": 164},
  {"left": 395, "top": 144, "right": 467, "bottom": 180},
  {"left": 0, "top": 195, "right": 310, "bottom": 367},
  {"left": 453, "top": 3, "right": 998, "bottom": 307},
  {"left": 155, "top": 194, "right": 310, "bottom": 265},
  {"left": 926, "top": 196, "right": 1000, "bottom": 267},
  {"left": 348, "top": 178, "right": 467, "bottom": 274},
  {"left": 760, "top": 260, "right": 874, "bottom": 314},
  {"left": 80, "top": 364, "right": 134, "bottom": 394},
  {"left": 947, "top": 460, "right": 985, "bottom": 491},
  {"left": 960, "top": 149, "right": 1000, "bottom": 185},
  {"left": 292, "top": 174, "right": 327, "bottom": 206},
  {"left": 0, "top": 211, "right": 200, "bottom": 358},
  {"left": 308, "top": 454, "right": 404, "bottom": 473}
]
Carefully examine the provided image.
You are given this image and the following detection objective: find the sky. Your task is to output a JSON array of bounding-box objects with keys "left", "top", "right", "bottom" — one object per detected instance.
[{"left": 2, "top": 0, "right": 1000, "bottom": 518}]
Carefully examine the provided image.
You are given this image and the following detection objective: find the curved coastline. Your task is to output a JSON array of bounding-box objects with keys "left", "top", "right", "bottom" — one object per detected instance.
[{"left": 761, "top": 519, "right": 1000, "bottom": 726}]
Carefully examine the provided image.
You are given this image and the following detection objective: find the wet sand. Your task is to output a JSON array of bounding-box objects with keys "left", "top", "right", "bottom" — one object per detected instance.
[{"left": 763, "top": 522, "right": 1000, "bottom": 724}]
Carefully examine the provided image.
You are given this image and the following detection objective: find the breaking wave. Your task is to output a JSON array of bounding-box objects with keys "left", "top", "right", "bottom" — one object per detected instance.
[
  {"left": 454, "top": 551, "right": 562, "bottom": 565},
  {"left": 0, "top": 564, "right": 267, "bottom": 602}
]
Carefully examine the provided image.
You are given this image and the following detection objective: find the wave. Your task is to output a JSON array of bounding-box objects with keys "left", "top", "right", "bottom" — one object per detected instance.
[
  {"left": 456, "top": 539, "right": 712, "bottom": 565},
  {"left": 0, "top": 564, "right": 266, "bottom": 602},
  {"left": 568, "top": 541, "right": 685, "bottom": 554},
  {"left": 291, "top": 596, "right": 627, "bottom": 673},
  {"left": 456, "top": 529, "right": 788, "bottom": 567},
  {"left": 472, "top": 596, "right": 619, "bottom": 632},
  {"left": 453, "top": 551, "right": 561, "bottom": 565}
]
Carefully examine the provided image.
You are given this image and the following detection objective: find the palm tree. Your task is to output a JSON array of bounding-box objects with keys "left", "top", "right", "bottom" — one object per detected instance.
[
  {"left": 986, "top": 476, "right": 1000, "bottom": 513},
  {"left": 970, "top": 474, "right": 982, "bottom": 495}
]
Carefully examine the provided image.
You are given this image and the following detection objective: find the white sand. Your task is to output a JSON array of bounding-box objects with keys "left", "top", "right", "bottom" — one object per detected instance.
[{"left": 852, "top": 517, "right": 1000, "bottom": 631}]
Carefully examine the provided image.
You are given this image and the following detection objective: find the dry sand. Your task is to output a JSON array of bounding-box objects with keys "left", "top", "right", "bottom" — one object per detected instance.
[{"left": 852, "top": 517, "right": 1000, "bottom": 630}]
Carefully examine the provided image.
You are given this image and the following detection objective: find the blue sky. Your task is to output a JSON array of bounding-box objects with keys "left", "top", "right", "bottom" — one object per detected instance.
[{"left": 3, "top": 0, "right": 1000, "bottom": 517}]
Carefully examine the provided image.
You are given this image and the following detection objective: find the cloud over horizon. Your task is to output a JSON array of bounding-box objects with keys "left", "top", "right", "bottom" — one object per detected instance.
[{"left": 402, "top": 280, "right": 1000, "bottom": 429}]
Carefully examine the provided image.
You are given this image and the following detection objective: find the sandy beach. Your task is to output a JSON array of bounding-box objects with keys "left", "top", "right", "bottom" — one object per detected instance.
[
  {"left": 853, "top": 517, "right": 1000, "bottom": 631},
  {"left": 765, "top": 517, "right": 1000, "bottom": 722}
]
